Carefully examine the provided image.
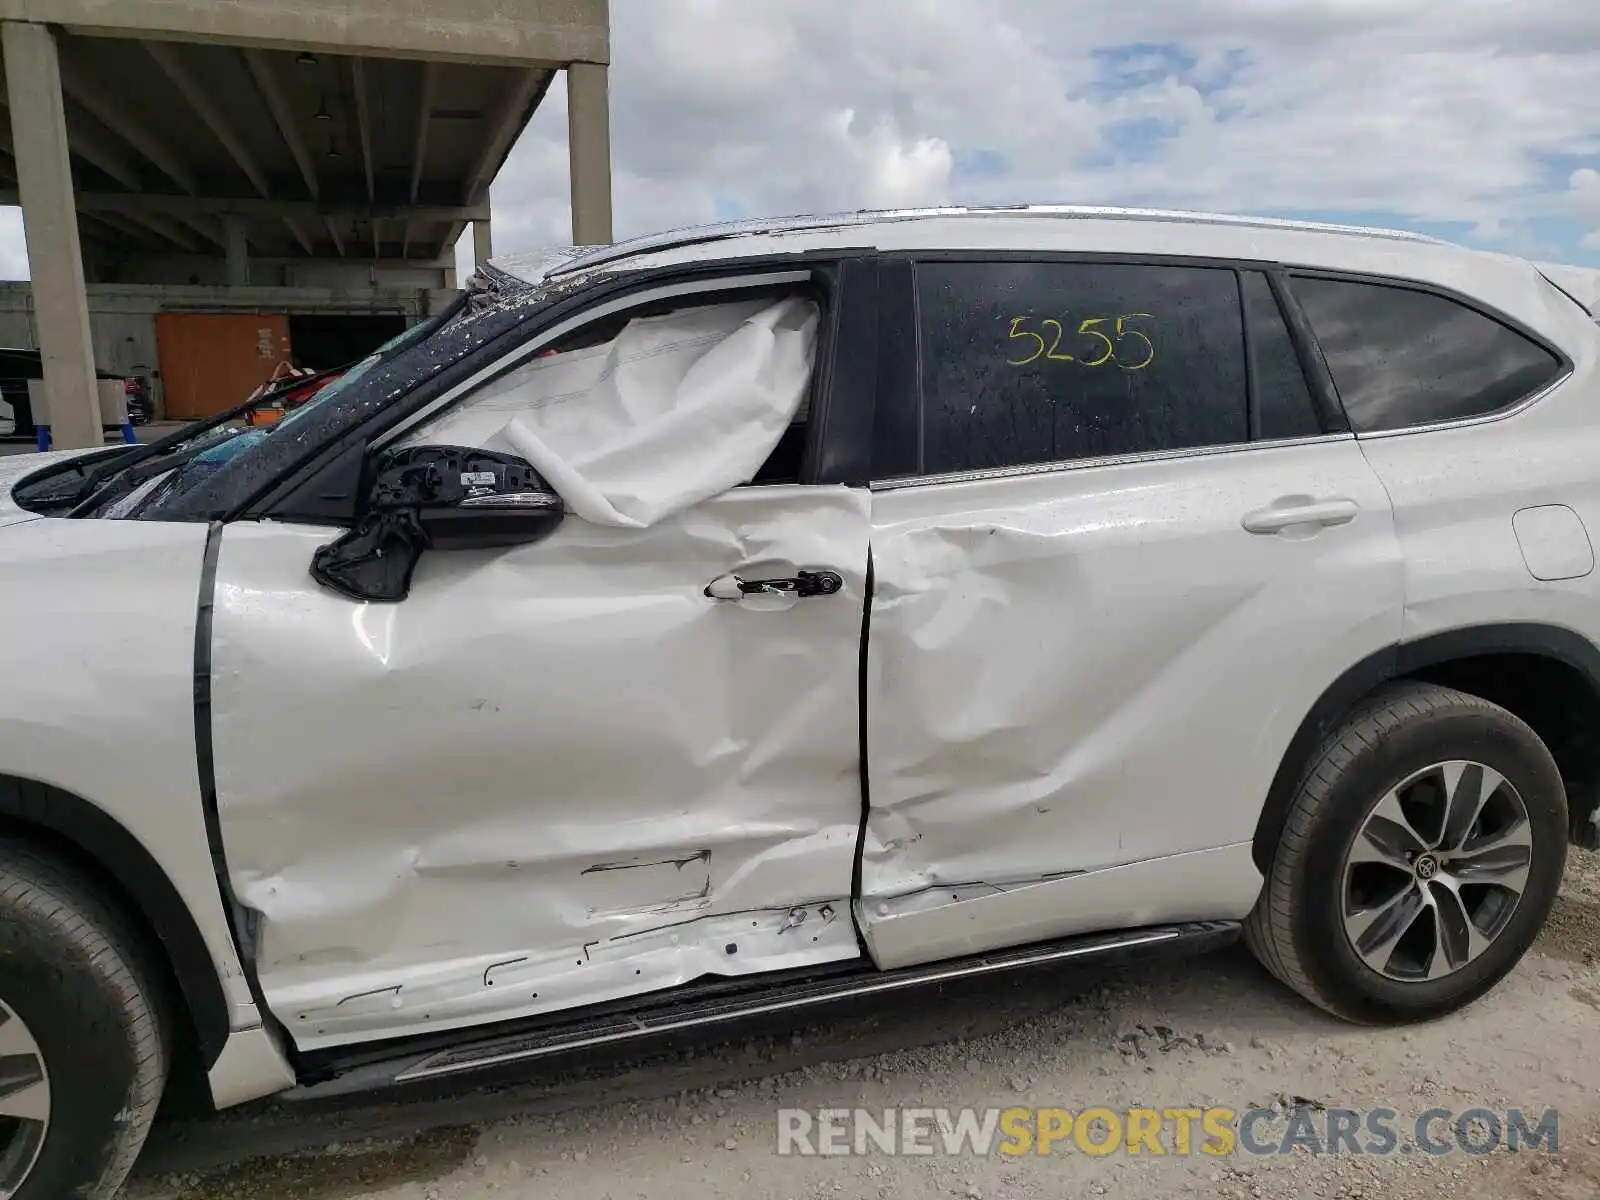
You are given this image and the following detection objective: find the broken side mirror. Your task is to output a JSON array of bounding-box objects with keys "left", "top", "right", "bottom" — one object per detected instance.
[{"left": 310, "top": 444, "right": 564, "bottom": 602}]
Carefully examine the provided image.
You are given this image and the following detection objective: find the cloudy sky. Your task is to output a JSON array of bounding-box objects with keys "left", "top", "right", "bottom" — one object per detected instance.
[
  {"left": 3, "top": 0, "right": 1599, "bottom": 279},
  {"left": 462, "top": 0, "right": 1600, "bottom": 276}
]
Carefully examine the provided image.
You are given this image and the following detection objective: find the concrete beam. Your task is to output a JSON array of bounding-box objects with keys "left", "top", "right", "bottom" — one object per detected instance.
[
  {"left": 57, "top": 52, "right": 198, "bottom": 193},
  {"left": 0, "top": 188, "right": 493, "bottom": 222},
  {"left": 245, "top": 48, "right": 319, "bottom": 199},
  {"left": 401, "top": 60, "right": 436, "bottom": 262},
  {"left": 351, "top": 56, "right": 374, "bottom": 202},
  {"left": 82, "top": 209, "right": 166, "bottom": 251},
  {"left": 473, "top": 218, "right": 492, "bottom": 263},
  {"left": 467, "top": 67, "right": 551, "bottom": 202},
  {"left": 0, "top": 92, "right": 142, "bottom": 199},
  {"left": 62, "top": 109, "right": 144, "bottom": 191},
  {"left": 4, "top": 22, "right": 101, "bottom": 449},
  {"left": 224, "top": 217, "right": 249, "bottom": 285},
  {"left": 567, "top": 61, "right": 611, "bottom": 245},
  {"left": 323, "top": 215, "right": 345, "bottom": 256},
  {"left": 409, "top": 60, "right": 436, "bottom": 204},
  {"left": 284, "top": 215, "right": 313, "bottom": 255},
  {"left": 176, "top": 213, "right": 228, "bottom": 249},
  {"left": 440, "top": 218, "right": 465, "bottom": 266},
  {"left": 0, "top": 0, "right": 611, "bottom": 67},
  {"left": 144, "top": 39, "right": 270, "bottom": 197},
  {"left": 127, "top": 211, "right": 204, "bottom": 251}
]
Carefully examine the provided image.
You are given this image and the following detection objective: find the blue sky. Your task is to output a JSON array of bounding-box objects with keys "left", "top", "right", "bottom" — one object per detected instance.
[{"left": 3, "top": 1, "right": 1597, "bottom": 280}]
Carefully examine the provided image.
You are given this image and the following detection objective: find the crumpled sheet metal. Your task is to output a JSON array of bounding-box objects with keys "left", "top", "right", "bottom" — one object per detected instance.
[
  {"left": 408, "top": 297, "right": 819, "bottom": 528},
  {"left": 859, "top": 441, "right": 1404, "bottom": 923},
  {"left": 210, "top": 484, "right": 869, "bottom": 1048}
]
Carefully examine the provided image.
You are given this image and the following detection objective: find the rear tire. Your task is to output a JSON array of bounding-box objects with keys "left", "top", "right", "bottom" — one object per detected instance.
[
  {"left": 0, "top": 839, "right": 169, "bottom": 1199},
  {"left": 1246, "top": 682, "right": 1568, "bottom": 1023}
]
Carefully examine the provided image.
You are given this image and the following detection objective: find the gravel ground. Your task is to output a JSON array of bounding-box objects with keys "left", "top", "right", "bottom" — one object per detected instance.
[{"left": 123, "top": 847, "right": 1600, "bottom": 1200}]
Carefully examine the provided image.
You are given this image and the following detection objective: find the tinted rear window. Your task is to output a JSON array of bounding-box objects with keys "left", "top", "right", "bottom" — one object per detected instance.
[{"left": 1292, "top": 277, "right": 1564, "bottom": 433}]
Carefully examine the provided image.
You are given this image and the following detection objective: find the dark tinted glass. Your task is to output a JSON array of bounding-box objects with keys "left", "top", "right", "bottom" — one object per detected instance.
[
  {"left": 1292, "top": 277, "right": 1563, "bottom": 433},
  {"left": 915, "top": 262, "right": 1247, "bottom": 474},
  {"left": 1241, "top": 272, "right": 1321, "bottom": 440}
]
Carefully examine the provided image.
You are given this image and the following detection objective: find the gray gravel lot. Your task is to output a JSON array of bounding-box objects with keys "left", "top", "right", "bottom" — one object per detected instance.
[{"left": 125, "top": 849, "right": 1600, "bottom": 1200}]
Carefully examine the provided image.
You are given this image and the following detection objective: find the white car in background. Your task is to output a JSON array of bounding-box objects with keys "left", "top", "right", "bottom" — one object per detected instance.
[{"left": 0, "top": 206, "right": 1597, "bottom": 1198}]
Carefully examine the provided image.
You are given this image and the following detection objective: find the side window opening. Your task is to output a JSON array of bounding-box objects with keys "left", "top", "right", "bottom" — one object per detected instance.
[
  {"left": 1290, "top": 275, "right": 1565, "bottom": 433},
  {"left": 403, "top": 282, "right": 825, "bottom": 527},
  {"left": 534, "top": 286, "right": 818, "bottom": 487},
  {"left": 905, "top": 260, "right": 1250, "bottom": 477}
]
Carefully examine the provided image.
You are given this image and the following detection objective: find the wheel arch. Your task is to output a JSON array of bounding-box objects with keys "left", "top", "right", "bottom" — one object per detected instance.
[
  {"left": 0, "top": 772, "right": 230, "bottom": 1069},
  {"left": 1253, "top": 622, "right": 1600, "bottom": 871}
]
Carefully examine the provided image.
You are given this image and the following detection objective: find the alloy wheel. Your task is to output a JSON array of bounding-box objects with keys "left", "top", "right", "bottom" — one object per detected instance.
[
  {"left": 1342, "top": 759, "right": 1534, "bottom": 982},
  {"left": 0, "top": 998, "right": 49, "bottom": 1199}
]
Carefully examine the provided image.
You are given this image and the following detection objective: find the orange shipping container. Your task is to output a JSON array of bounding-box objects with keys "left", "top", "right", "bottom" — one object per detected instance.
[{"left": 155, "top": 314, "right": 293, "bottom": 420}]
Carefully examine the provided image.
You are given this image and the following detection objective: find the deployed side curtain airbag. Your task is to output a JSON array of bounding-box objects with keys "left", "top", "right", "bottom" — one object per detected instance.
[{"left": 407, "top": 296, "right": 820, "bottom": 528}]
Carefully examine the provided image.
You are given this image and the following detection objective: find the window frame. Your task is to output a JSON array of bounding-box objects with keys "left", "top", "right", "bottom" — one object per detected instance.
[
  {"left": 1282, "top": 267, "right": 1575, "bottom": 439},
  {"left": 870, "top": 250, "right": 1349, "bottom": 489},
  {"left": 251, "top": 253, "right": 877, "bottom": 526}
]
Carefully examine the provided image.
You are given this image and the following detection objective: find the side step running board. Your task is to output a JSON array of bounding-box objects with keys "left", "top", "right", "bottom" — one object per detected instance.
[{"left": 288, "top": 921, "right": 1237, "bottom": 1101}]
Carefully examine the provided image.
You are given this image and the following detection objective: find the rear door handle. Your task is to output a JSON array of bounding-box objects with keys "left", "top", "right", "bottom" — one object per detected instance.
[
  {"left": 1241, "top": 497, "right": 1359, "bottom": 535},
  {"left": 705, "top": 570, "right": 845, "bottom": 600}
]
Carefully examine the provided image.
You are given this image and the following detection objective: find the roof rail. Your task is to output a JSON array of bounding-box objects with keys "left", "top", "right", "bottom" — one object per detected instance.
[{"left": 542, "top": 205, "right": 1450, "bottom": 279}]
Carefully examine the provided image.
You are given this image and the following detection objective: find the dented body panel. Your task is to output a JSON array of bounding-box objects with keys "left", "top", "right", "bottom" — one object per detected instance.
[
  {"left": 857, "top": 438, "right": 1405, "bottom": 962},
  {"left": 210, "top": 484, "right": 869, "bottom": 1049}
]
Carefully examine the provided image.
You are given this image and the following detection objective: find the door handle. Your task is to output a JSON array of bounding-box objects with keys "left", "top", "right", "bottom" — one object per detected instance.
[
  {"left": 1241, "top": 497, "right": 1359, "bottom": 535},
  {"left": 705, "top": 570, "right": 845, "bottom": 600}
]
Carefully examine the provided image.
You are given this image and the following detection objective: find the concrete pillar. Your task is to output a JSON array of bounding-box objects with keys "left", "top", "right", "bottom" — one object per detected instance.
[
  {"left": 473, "top": 218, "right": 493, "bottom": 265},
  {"left": 566, "top": 62, "right": 612, "bottom": 246},
  {"left": 3, "top": 22, "right": 100, "bottom": 450},
  {"left": 225, "top": 217, "right": 250, "bottom": 286}
]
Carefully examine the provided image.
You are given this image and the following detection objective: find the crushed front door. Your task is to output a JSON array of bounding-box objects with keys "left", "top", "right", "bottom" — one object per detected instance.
[{"left": 209, "top": 485, "right": 869, "bottom": 1050}]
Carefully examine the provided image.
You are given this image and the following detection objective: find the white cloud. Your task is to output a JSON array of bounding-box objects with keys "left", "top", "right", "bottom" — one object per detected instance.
[
  {"left": 528, "top": 0, "right": 1600, "bottom": 263},
  {"left": 831, "top": 111, "right": 953, "bottom": 210}
]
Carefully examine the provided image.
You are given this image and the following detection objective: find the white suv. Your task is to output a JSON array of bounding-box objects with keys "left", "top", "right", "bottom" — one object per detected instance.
[{"left": 1, "top": 207, "right": 1597, "bottom": 1198}]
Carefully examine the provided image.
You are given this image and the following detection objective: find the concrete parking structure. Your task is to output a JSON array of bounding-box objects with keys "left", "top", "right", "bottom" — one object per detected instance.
[{"left": 0, "top": 0, "right": 612, "bottom": 446}]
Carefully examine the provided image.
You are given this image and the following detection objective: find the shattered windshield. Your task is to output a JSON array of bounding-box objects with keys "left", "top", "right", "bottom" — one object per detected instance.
[{"left": 127, "top": 274, "right": 574, "bottom": 522}]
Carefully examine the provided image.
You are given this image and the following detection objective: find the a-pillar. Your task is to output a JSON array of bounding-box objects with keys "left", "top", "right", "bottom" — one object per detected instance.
[
  {"left": 566, "top": 62, "right": 613, "bottom": 246},
  {"left": 225, "top": 218, "right": 250, "bottom": 287},
  {"left": 3, "top": 22, "right": 100, "bottom": 450}
]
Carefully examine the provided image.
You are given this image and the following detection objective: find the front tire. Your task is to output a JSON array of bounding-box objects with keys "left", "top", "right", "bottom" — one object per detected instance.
[
  {"left": 0, "top": 839, "right": 169, "bottom": 1199},
  {"left": 1246, "top": 682, "right": 1568, "bottom": 1023}
]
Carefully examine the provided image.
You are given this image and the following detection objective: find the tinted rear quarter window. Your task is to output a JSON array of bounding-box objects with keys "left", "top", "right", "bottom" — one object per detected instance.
[
  {"left": 914, "top": 261, "right": 1248, "bottom": 475},
  {"left": 1291, "top": 276, "right": 1564, "bottom": 433}
]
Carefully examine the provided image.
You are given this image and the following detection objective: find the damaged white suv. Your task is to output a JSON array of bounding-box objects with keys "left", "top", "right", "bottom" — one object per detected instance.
[{"left": 2, "top": 207, "right": 1598, "bottom": 1197}]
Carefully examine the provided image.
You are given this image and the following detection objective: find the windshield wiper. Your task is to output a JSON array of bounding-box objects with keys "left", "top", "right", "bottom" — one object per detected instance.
[{"left": 62, "top": 376, "right": 313, "bottom": 516}]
